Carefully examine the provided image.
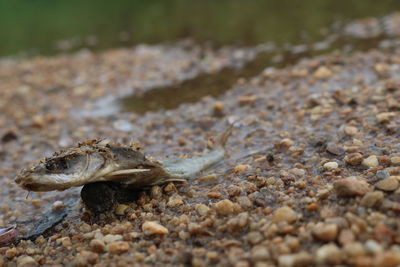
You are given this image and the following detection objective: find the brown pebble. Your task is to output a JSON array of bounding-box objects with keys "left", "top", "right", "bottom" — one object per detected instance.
[
  {"left": 90, "top": 239, "right": 105, "bottom": 253},
  {"left": 375, "top": 177, "right": 399, "bottom": 191},
  {"left": 142, "top": 221, "right": 169, "bottom": 235},
  {"left": 167, "top": 194, "right": 184, "bottom": 207},
  {"left": 273, "top": 206, "right": 298, "bottom": 224},
  {"left": 16, "top": 256, "right": 38, "bottom": 267},
  {"left": 238, "top": 95, "right": 257, "bottom": 105},
  {"left": 108, "top": 241, "right": 129, "bottom": 254},
  {"left": 5, "top": 247, "right": 18, "bottom": 259},
  {"left": 333, "top": 177, "right": 371, "bottom": 197},
  {"left": 234, "top": 164, "right": 250, "bottom": 174},
  {"left": 360, "top": 191, "right": 384, "bottom": 207},
  {"left": 374, "top": 251, "right": 400, "bottom": 267},
  {"left": 195, "top": 204, "right": 210, "bottom": 216},
  {"left": 212, "top": 101, "right": 225, "bottom": 117},
  {"left": 338, "top": 229, "right": 355, "bottom": 245},
  {"left": 312, "top": 223, "right": 338, "bottom": 242},
  {"left": 215, "top": 199, "right": 235, "bottom": 216},
  {"left": 313, "top": 66, "right": 333, "bottom": 79},
  {"left": 344, "top": 153, "right": 363, "bottom": 166}
]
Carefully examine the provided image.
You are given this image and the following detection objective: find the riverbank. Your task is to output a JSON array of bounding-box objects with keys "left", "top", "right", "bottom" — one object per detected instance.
[{"left": 1, "top": 38, "right": 400, "bottom": 266}]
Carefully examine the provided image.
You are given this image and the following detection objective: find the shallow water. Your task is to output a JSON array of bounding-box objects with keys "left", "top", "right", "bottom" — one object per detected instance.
[{"left": 1, "top": 0, "right": 400, "bottom": 57}]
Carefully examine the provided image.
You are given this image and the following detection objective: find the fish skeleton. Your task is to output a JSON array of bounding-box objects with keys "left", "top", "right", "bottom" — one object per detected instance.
[{"left": 15, "top": 128, "right": 232, "bottom": 192}]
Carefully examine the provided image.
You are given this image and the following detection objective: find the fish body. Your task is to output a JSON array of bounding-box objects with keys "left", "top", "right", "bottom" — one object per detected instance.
[{"left": 15, "top": 129, "right": 231, "bottom": 192}]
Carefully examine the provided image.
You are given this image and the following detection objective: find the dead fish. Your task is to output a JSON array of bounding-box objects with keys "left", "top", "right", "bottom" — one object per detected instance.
[
  {"left": 0, "top": 225, "right": 18, "bottom": 246},
  {"left": 15, "top": 127, "right": 232, "bottom": 192}
]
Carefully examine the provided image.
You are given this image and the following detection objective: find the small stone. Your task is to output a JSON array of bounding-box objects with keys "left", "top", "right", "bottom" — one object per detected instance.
[
  {"left": 115, "top": 204, "right": 129, "bottom": 215},
  {"left": 273, "top": 206, "right": 298, "bottom": 224},
  {"left": 326, "top": 143, "right": 345, "bottom": 155},
  {"left": 333, "top": 177, "right": 371, "bottom": 197},
  {"left": 90, "top": 239, "right": 105, "bottom": 253},
  {"left": 374, "top": 63, "right": 390, "bottom": 76},
  {"left": 215, "top": 199, "right": 235, "bottom": 216},
  {"left": 374, "top": 251, "right": 400, "bottom": 267},
  {"left": 5, "top": 247, "right": 18, "bottom": 259},
  {"left": 103, "top": 234, "right": 123, "bottom": 244},
  {"left": 376, "top": 112, "right": 396, "bottom": 123},
  {"left": 234, "top": 164, "right": 250, "bottom": 174},
  {"left": 344, "top": 153, "right": 363, "bottom": 166},
  {"left": 391, "top": 156, "right": 400, "bottom": 165},
  {"left": 365, "top": 239, "right": 383, "bottom": 254},
  {"left": 376, "top": 170, "right": 390, "bottom": 179},
  {"left": 375, "top": 177, "right": 399, "bottom": 191},
  {"left": 238, "top": 95, "right": 257, "bottom": 105},
  {"left": 107, "top": 241, "right": 129, "bottom": 254},
  {"left": 312, "top": 223, "right": 338, "bottom": 242},
  {"left": 16, "top": 256, "right": 38, "bottom": 267},
  {"left": 316, "top": 244, "right": 342, "bottom": 265},
  {"left": 280, "top": 138, "right": 294, "bottom": 148},
  {"left": 51, "top": 201, "right": 65, "bottom": 211},
  {"left": 278, "top": 252, "right": 313, "bottom": 267},
  {"left": 338, "top": 229, "right": 355, "bottom": 245},
  {"left": 362, "top": 155, "right": 379, "bottom": 168},
  {"left": 344, "top": 126, "right": 358, "bottom": 136},
  {"left": 343, "top": 242, "right": 366, "bottom": 257},
  {"left": 313, "top": 66, "right": 333, "bottom": 79},
  {"left": 212, "top": 101, "right": 225, "bottom": 117},
  {"left": 167, "top": 194, "right": 184, "bottom": 207},
  {"left": 250, "top": 246, "right": 270, "bottom": 262},
  {"left": 323, "top": 162, "right": 338, "bottom": 170},
  {"left": 361, "top": 191, "right": 384, "bottom": 207},
  {"left": 142, "top": 221, "right": 169, "bottom": 235},
  {"left": 195, "top": 204, "right": 210, "bottom": 216}
]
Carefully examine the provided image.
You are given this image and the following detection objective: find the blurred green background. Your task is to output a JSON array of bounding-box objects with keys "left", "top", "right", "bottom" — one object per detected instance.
[{"left": 1, "top": 0, "right": 400, "bottom": 57}]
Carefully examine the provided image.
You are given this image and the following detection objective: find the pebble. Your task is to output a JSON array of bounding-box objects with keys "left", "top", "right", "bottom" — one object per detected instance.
[
  {"left": 376, "top": 170, "right": 390, "bottom": 179},
  {"left": 323, "top": 161, "right": 338, "bottom": 170},
  {"left": 375, "top": 177, "right": 399, "bottom": 191},
  {"left": 5, "top": 247, "right": 18, "bottom": 259},
  {"left": 374, "top": 251, "right": 400, "bottom": 267},
  {"left": 391, "top": 156, "right": 400, "bottom": 165},
  {"left": 212, "top": 101, "right": 225, "bottom": 117},
  {"left": 365, "top": 239, "right": 383, "bottom": 254},
  {"left": 343, "top": 242, "right": 366, "bottom": 257},
  {"left": 376, "top": 112, "right": 395, "bottom": 123},
  {"left": 51, "top": 201, "right": 65, "bottom": 211},
  {"left": 333, "top": 177, "right": 371, "bottom": 197},
  {"left": 103, "top": 234, "right": 123, "bottom": 244},
  {"left": 250, "top": 246, "right": 270, "bottom": 261},
  {"left": 234, "top": 164, "right": 250, "bottom": 174},
  {"left": 167, "top": 194, "right": 184, "bottom": 207},
  {"left": 90, "top": 239, "right": 105, "bottom": 253},
  {"left": 107, "top": 241, "right": 129, "bottom": 254},
  {"left": 344, "top": 153, "right": 363, "bottom": 166},
  {"left": 344, "top": 126, "right": 358, "bottom": 136},
  {"left": 142, "top": 221, "right": 169, "bottom": 235},
  {"left": 115, "top": 204, "right": 129, "bottom": 215},
  {"left": 195, "top": 203, "right": 210, "bottom": 216},
  {"left": 214, "top": 199, "right": 235, "bottom": 216},
  {"left": 273, "top": 206, "right": 298, "bottom": 224},
  {"left": 360, "top": 191, "right": 384, "bottom": 207},
  {"left": 278, "top": 252, "right": 313, "bottom": 267},
  {"left": 315, "top": 244, "right": 342, "bottom": 265},
  {"left": 362, "top": 155, "right": 379, "bottom": 168},
  {"left": 16, "top": 256, "right": 38, "bottom": 267},
  {"left": 312, "top": 223, "right": 338, "bottom": 242},
  {"left": 313, "top": 66, "right": 333, "bottom": 79}
]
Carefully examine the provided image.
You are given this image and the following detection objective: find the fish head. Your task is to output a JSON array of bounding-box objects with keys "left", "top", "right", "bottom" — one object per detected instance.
[{"left": 15, "top": 147, "right": 106, "bottom": 191}]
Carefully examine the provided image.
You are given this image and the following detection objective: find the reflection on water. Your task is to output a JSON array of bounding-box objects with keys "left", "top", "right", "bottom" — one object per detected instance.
[{"left": 1, "top": 0, "right": 400, "bottom": 57}]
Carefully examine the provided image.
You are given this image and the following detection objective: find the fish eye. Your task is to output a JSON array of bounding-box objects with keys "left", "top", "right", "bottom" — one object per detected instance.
[{"left": 45, "top": 158, "right": 68, "bottom": 171}]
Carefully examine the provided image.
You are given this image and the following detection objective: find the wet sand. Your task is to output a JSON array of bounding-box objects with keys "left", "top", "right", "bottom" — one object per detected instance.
[{"left": 1, "top": 18, "right": 400, "bottom": 266}]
